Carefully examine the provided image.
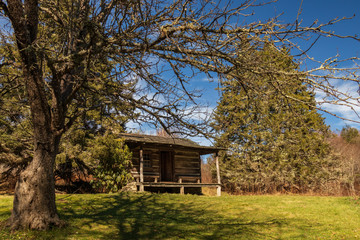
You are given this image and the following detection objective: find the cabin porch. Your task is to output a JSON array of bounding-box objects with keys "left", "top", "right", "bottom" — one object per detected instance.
[
  {"left": 133, "top": 172, "right": 221, "bottom": 195},
  {"left": 136, "top": 181, "right": 221, "bottom": 195},
  {"left": 133, "top": 149, "right": 222, "bottom": 196}
]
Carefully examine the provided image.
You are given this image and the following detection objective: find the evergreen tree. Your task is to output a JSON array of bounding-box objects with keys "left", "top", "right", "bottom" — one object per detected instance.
[
  {"left": 0, "top": 43, "right": 33, "bottom": 189},
  {"left": 53, "top": 102, "right": 134, "bottom": 193},
  {"left": 340, "top": 125, "right": 359, "bottom": 143},
  {"left": 212, "top": 42, "right": 336, "bottom": 193}
]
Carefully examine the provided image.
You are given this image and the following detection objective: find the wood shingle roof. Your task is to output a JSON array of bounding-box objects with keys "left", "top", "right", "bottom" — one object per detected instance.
[{"left": 118, "top": 133, "right": 224, "bottom": 155}]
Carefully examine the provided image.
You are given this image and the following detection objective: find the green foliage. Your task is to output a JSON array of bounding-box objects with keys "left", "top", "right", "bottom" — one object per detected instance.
[
  {"left": 212, "top": 41, "right": 337, "bottom": 193},
  {"left": 55, "top": 128, "right": 134, "bottom": 193},
  {"left": 0, "top": 115, "right": 32, "bottom": 190},
  {"left": 340, "top": 125, "right": 359, "bottom": 143},
  {"left": 0, "top": 39, "right": 135, "bottom": 191},
  {"left": 0, "top": 43, "right": 33, "bottom": 185},
  {"left": 55, "top": 128, "right": 93, "bottom": 190},
  {"left": 0, "top": 115, "right": 32, "bottom": 165},
  {"left": 89, "top": 134, "right": 133, "bottom": 193}
]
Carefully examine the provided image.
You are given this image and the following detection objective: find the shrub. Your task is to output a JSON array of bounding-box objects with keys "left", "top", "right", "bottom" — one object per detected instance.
[{"left": 90, "top": 134, "right": 133, "bottom": 192}]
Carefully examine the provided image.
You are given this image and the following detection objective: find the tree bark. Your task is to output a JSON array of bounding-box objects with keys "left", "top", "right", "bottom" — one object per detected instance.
[
  {"left": 7, "top": 138, "right": 63, "bottom": 230},
  {"left": 3, "top": 0, "right": 66, "bottom": 230},
  {"left": 7, "top": 67, "right": 64, "bottom": 230}
]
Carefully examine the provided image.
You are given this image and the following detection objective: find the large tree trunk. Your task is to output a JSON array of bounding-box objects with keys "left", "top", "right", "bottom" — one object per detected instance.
[
  {"left": 7, "top": 64, "right": 64, "bottom": 229},
  {"left": 7, "top": 138, "right": 63, "bottom": 230},
  {"left": 4, "top": 0, "right": 68, "bottom": 230},
  {"left": 6, "top": 47, "right": 65, "bottom": 229}
]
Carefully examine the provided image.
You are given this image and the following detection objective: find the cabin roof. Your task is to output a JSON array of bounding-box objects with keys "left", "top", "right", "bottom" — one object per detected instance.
[{"left": 118, "top": 133, "right": 224, "bottom": 155}]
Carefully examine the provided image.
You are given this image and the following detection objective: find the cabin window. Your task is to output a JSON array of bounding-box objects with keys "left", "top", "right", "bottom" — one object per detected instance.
[{"left": 143, "top": 153, "right": 152, "bottom": 168}]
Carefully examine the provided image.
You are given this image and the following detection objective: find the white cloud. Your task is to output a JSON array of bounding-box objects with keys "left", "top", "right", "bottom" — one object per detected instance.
[{"left": 316, "top": 79, "right": 360, "bottom": 120}]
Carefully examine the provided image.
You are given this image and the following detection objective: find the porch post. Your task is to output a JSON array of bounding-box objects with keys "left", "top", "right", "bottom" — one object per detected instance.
[
  {"left": 178, "top": 178, "right": 184, "bottom": 194},
  {"left": 215, "top": 151, "right": 221, "bottom": 196},
  {"left": 139, "top": 146, "right": 144, "bottom": 192}
]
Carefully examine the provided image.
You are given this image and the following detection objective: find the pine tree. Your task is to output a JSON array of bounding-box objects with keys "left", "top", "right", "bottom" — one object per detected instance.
[
  {"left": 340, "top": 125, "right": 359, "bottom": 143},
  {"left": 0, "top": 43, "right": 33, "bottom": 189},
  {"left": 212, "top": 42, "right": 336, "bottom": 193}
]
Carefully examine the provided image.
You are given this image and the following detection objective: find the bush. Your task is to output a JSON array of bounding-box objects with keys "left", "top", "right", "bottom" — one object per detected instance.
[{"left": 90, "top": 134, "right": 133, "bottom": 192}]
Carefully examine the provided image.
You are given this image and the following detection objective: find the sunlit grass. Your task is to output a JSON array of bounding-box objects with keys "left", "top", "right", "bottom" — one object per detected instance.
[{"left": 0, "top": 193, "right": 360, "bottom": 239}]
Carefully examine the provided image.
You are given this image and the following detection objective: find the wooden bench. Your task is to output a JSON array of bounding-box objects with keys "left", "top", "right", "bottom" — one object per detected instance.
[
  {"left": 132, "top": 172, "right": 160, "bottom": 183},
  {"left": 176, "top": 175, "right": 201, "bottom": 184}
]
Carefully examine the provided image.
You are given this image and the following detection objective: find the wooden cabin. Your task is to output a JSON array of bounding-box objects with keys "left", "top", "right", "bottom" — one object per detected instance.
[{"left": 119, "top": 133, "right": 223, "bottom": 196}]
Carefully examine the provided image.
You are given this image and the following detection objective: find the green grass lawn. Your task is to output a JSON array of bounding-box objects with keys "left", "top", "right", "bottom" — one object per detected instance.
[{"left": 0, "top": 192, "right": 360, "bottom": 239}]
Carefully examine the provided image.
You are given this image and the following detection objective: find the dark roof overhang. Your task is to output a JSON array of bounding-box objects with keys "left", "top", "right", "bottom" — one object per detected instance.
[{"left": 118, "top": 133, "right": 226, "bottom": 155}]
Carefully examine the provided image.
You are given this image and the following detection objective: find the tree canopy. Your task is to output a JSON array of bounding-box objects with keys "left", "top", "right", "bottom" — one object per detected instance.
[{"left": 340, "top": 125, "right": 359, "bottom": 143}]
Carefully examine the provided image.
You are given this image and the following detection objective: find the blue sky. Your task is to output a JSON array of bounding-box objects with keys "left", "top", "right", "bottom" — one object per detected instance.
[
  {"left": 127, "top": 1, "right": 360, "bottom": 145},
  {"left": 194, "top": 0, "right": 360, "bottom": 136},
  {"left": 257, "top": 0, "right": 360, "bottom": 132},
  {"left": 118, "top": 1, "right": 360, "bottom": 145},
  {"left": 173, "top": 0, "right": 360, "bottom": 147}
]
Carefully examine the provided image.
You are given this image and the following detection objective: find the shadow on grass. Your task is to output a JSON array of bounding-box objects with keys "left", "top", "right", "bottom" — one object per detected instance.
[{"left": 58, "top": 193, "right": 290, "bottom": 240}]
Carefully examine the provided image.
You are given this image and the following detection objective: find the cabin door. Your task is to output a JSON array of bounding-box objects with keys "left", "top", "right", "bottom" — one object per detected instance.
[{"left": 160, "top": 151, "right": 173, "bottom": 181}]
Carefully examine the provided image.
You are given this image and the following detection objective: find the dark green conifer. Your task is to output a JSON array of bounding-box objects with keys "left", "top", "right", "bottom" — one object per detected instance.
[{"left": 212, "top": 42, "right": 335, "bottom": 193}]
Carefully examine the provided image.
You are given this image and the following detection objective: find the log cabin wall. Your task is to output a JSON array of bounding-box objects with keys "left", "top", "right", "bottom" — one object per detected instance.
[
  {"left": 173, "top": 149, "right": 201, "bottom": 183},
  {"left": 129, "top": 145, "right": 201, "bottom": 183},
  {"left": 130, "top": 147, "right": 160, "bottom": 182}
]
